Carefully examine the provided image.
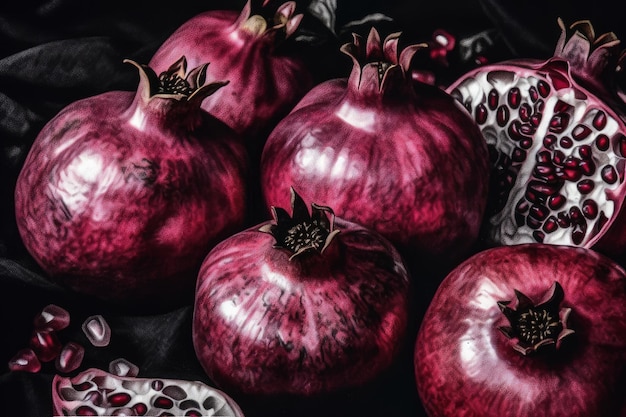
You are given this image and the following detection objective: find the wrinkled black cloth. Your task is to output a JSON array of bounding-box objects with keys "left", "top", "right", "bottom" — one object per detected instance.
[{"left": 0, "top": 1, "right": 617, "bottom": 416}]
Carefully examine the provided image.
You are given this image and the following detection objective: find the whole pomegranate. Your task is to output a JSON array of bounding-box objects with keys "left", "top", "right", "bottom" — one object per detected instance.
[
  {"left": 261, "top": 28, "right": 490, "bottom": 264},
  {"left": 414, "top": 244, "right": 626, "bottom": 417},
  {"left": 193, "top": 188, "right": 411, "bottom": 396},
  {"left": 14, "top": 57, "right": 247, "bottom": 307},
  {"left": 447, "top": 19, "right": 626, "bottom": 255},
  {"left": 149, "top": 0, "right": 313, "bottom": 141}
]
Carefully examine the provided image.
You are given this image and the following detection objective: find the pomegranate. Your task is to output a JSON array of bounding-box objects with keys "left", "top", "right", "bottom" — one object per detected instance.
[
  {"left": 193, "top": 187, "right": 410, "bottom": 396},
  {"left": 14, "top": 56, "right": 247, "bottom": 308},
  {"left": 52, "top": 367, "right": 245, "bottom": 416},
  {"left": 447, "top": 19, "right": 626, "bottom": 255},
  {"left": 414, "top": 244, "right": 626, "bottom": 417},
  {"left": 260, "top": 27, "right": 490, "bottom": 264},
  {"left": 149, "top": 0, "right": 313, "bottom": 141}
]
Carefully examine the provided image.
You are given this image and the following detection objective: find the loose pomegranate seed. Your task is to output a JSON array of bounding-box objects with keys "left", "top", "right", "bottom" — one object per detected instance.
[
  {"left": 593, "top": 110, "right": 607, "bottom": 130},
  {"left": 537, "top": 80, "right": 550, "bottom": 97},
  {"left": 108, "top": 392, "right": 132, "bottom": 407},
  {"left": 8, "top": 348, "right": 41, "bottom": 373},
  {"left": 109, "top": 358, "right": 139, "bottom": 377},
  {"left": 572, "top": 124, "right": 592, "bottom": 140},
  {"left": 82, "top": 315, "right": 111, "bottom": 347},
  {"left": 559, "top": 136, "right": 573, "bottom": 148},
  {"left": 595, "top": 134, "right": 610, "bottom": 151},
  {"left": 582, "top": 200, "right": 599, "bottom": 219},
  {"left": 548, "top": 194, "right": 567, "bottom": 210},
  {"left": 543, "top": 216, "right": 559, "bottom": 233},
  {"left": 577, "top": 179, "right": 595, "bottom": 194},
  {"left": 30, "top": 329, "right": 62, "bottom": 362},
  {"left": 488, "top": 88, "right": 499, "bottom": 110},
  {"left": 508, "top": 87, "right": 521, "bottom": 108},
  {"left": 601, "top": 165, "right": 618, "bottom": 184},
  {"left": 475, "top": 104, "right": 488, "bottom": 124},
  {"left": 33, "top": 304, "right": 70, "bottom": 331},
  {"left": 56, "top": 342, "right": 85, "bottom": 373},
  {"left": 496, "top": 105, "right": 509, "bottom": 126}
]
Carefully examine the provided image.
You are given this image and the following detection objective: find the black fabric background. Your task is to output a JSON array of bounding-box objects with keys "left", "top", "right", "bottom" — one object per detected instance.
[{"left": 1, "top": 1, "right": 623, "bottom": 416}]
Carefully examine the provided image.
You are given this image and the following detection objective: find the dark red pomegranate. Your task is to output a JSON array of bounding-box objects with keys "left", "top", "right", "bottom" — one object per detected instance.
[
  {"left": 52, "top": 367, "right": 245, "bottom": 416},
  {"left": 260, "top": 27, "right": 490, "bottom": 263},
  {"left": 14, "top": 57, "right": 247, "bottom": 307},
  {"left": 414, "top": 244, "right": 626, "bottom": 417},
  {"left": 193, "top": 188, "right": 411, "bottom": 396},
  {"left": 447, "top": 19, "right": 626, "bottom": 255},
  {"left": 149, "top": 0, "right": 313, "bottom": 140}
]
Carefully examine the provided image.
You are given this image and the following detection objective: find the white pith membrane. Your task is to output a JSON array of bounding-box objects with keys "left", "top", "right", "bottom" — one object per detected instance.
[
  {"left": 52, "top": 368, "right": 244, "bottom": 416},
  {"left": 451, "top": 69, "right": 625, "bottom": 247}
]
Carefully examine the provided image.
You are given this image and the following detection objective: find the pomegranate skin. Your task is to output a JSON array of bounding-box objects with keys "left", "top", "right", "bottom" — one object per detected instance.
[
  {"left": 149, "top": 1, "right": 313, "bottom": 140},
  {"left": 193, "top": 215, "right": 410, "bottom": 396},
  {"left": 14, "top": 59, "right": 248, "bottom": 307},
  {"left": 447, "top": 19, "right": 626, "bottom": 257},
  {"left": 414, "top": 244, "right": 626, "bottom": 417},
  {"left": 261, "top": 29, "right": 490, "bottom": 264}
]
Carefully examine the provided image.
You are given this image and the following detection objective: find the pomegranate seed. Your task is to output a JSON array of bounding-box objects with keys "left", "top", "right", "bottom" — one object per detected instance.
[
  {"left": 554, "top": 99, "right": 573, "bottom": 113},
  {"left": 30, "top": 329, "right": 62, "bottom": 362},
  {"left": 582, "top": 199, "right": 599, "bottom": 219},
  {"left": 534, "top": 164, "right": 555, "bottom": 179},
  {"left": 488, "top": 89, "right": 499, "bottom": 110},
  {"left": 33, "top": 304, "right": 70, "bottom": 331},
  {"left": 512, "top": 147, "right": 527, "bottom": 162},
  {"left": 186, "top": 410, "right": 203, "bottom": 417},
  {"left": 108, "top": 392, "right": 132, "bottom": 407},
  {"left": 496, "top": 105, "right": 509, "bottom": 126},
  {"left": 532, "top": 230, "right": 545, "bottom": 242},
  {"left": 55, "top": 342, "right": 85, "bottom": 373},
  {"left": 618, "top": 134, "right": 626, "bottom": 157},
  {"left": 82, "top": 315, "right": 111, "bottom": 347},
  {"left": 577, "top": 145, "right": 592, "bottom": 159},
  {"left": 548, "top": 194, "right": 567, "bottom": 210},
  {"left": 133, "top": 403, "right": 148, "bottom": 415},
  {"left": 559, "top": 166, "right": 582, "bottom": 182},
  {"left": 76, "top": 405, "right": 98, "bottom": 416},
  {"left": 520, "top": 123, "right": 535, "bottom": 136},
  {"left": 154, "top": 396, "right": 174, "bottom": 409},
  {"left": 601, "top": 165, "right": 618, "bottom": 184},
  {"left": 111, "top": 407, "right": 134, "bottom": 416},
  {"left": 84, "top": 390, "right": 104, "bottom": 406},
  {"left": 508, "top": 121, "right": 525, "bottom": 141},
  {"left": 549, "top": 113, "right": 570, "bottom": 133},
  {"left": 152, "top": 380, "right": 164, "bottom": 390},
  {"left": 595, "top": 134, "right": 610, "bottom": 151},
  {"left": 163, "top": 385, "right": 187, "bottom": 400},
  {"left": 529, "top": 204, "right": 549, "bottom": 220},
  {"left": 572, "top": 124, "right": 592, "bottom": 140},
  {"left": 572, "top": 228, "right": 586, "bottom": 245},
  {"left": 529, "top": 86, "right": 539, "bottom": 102},
  {"left": 569, "top": 206, "right": 584, "bottom": 223},
  {"left": 515, "top": 198, "right": 529, "bottom": 213},
  {"left": 536, "top": 150, "right": 551, "bottom": 163},
  {"left": 557, "top": 211, "right": 571, "bottom": 227},
  {"left": 537, "top": 80, "right": 550, "bottom": 97},
  {"left": 579, "top": 159, "right": 596, "bottom": 176},
  {"left": 515, "top": 211, "right": 526, "bottom": 227},
  {"left": 552, "top": 150, "right": 566, "bottom": 166},
  {"left": 519, "top": 103, "right": 532, "bottom": 121},
  {"left": 563, "top": 156, "right": 579, "bottom": 168},
  {"left": 73, "top": 381, "right": 93, "bottom": 391},
  {"left": 593, "top": 110, "right": 607, "bottom": 130},
  {"left": 475, "top": 104, "right": 488, "bottom": 124},
  {"left": 577, "top": 179, "right": 595, "bottom": 194},
  {"left": 8, "top": 348, "right": 41, "bottom": 373},
  {"left": 534, "top": 99, "right": 545, "bottom": 113},
  {"left": 559, "top": 136, "right": 573, "bottom": 148},
  {"left": 543, "top": 134, "right": 558, "bottom": 148},
  {"left": 526, "top": 216, "right": 543, "bottom": 229},
  {"left": 520, "top": 138, "right": 533, "bottom": 149},
  {"left": 508, "top": 87, "right": 521, "bottom": 108},
  {"left": 528, "top": 179, "right": 560, "bottom": 197},
  {"left": 530, "top": 113, "right": 542, "bottom": 127},
  {"left": 543, "top": 216, "right": 559, "bottom": 233},
  {"left": 109, "top": 358, "right": 139, "bottom": 377}
]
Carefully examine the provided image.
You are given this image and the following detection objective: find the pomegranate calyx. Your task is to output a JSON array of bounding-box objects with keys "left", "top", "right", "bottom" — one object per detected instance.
[
  {"left": 125, "top": 56, "right": 229, "bottom": 103},
  {"left": 341, "top": 27, "right": 427, "bottom": 94},
  {"left": 259, "top": 187, "right": 340, "bottom": 259},
  {"left": 497, "top": 281, "right": 575, "bottom": 356},
  {"left": 238, "top": 0, "right": 303, "bottom": 39}
]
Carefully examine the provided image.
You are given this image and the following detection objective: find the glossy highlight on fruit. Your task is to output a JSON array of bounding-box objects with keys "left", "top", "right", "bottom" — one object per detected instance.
[
  {"left": 14, "top": 56, "right": 247, "bottom": 307},
  {"left": 193, "top": 188, "right": 411, "bottom": 396},
  {"left": 414, "top": 244, "right": 626, "bottom": 417},
  {"left": 447, "top": 19, "right": 626, "bottom": 255},
  {"left": 261, "top": 27, "right": 490, "bottom": 263}
]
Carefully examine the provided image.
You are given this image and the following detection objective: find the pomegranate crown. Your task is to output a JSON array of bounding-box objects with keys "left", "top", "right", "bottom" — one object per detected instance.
[
  {"left": 125, "top": 56, "right": 228, "bottom": 103},
  {"left": 236, "top": 0, "right": 303, "bottom": 39},
  {"left": 341, "top": 27, "right": 426, "bottom": 93},
  {"left": 259, "top": 187, "right": 340, "bottom": 260},
  {"left": 554, "top": 17, "right": 626, "bottom": 82}
]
